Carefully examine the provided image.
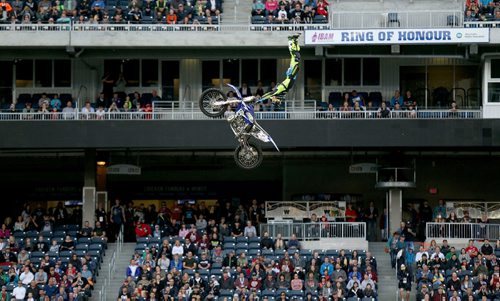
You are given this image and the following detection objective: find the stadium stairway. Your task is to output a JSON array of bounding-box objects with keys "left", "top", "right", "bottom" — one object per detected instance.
[
  {"left": 221, "top": 0, "right": 252, "bottom": 24},
  {"left": 369, "top": 242, "right": 401, "bottom": 301},
  {"left": 89, "top": 242, "right": 136, "bottom": 301}
]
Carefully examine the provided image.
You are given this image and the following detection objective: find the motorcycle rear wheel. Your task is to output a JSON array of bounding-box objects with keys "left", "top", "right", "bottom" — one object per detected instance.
[
  {"left": 199, "top": 88, "right": 228, "bottom": 118},
  {"left": 234, "top": 141, "right": 263, "bottom": 169}
]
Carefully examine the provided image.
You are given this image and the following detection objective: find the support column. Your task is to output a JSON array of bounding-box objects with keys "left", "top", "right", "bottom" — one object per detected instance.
[
  {"left": 82, "top": 149, "right": 96, "bottom": 228},
  {"left": 388, "top": 189, "right": 402, "bottom": 236}
]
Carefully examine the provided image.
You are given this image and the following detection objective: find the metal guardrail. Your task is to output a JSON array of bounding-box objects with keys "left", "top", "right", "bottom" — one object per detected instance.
[
  {"left": 98, "top": 225, "right": 123, "bottom": 301},
  {"left": 464, "top": 21, "right": 500, "bottom": 28},
  {"left": 3, "top": 15, "right": 500, "bottom": 32},
  {"left": 426, "top": 222, "right": 500, "bottom": 240},
  {"left": 0, "top": 109, "right": 482, "bottom": 120},
  {"left": 329, "top": 10, "right": 464, "bottom": 29},
  {"left": 260, "top": 222, "right": 367, "bottom": 240},
  {"left": 0, "top": 22, "right": 330, "bottom": 32}
]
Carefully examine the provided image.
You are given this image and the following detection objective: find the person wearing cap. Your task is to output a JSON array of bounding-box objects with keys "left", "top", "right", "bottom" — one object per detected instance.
[
  {"left": 263, "top": 272, "right": 277, "bottom": 290},
  {"left": 397, "top": 264, "right": 411, "bottom": 301},
  {"left": 432, "top": 285, "right": 446, "bottom": 301},
  {"left": 387, "top": 232, "right": 400, "bottom": 268},
  {"left": 473, "top": 258, "right": 488, "bottom": 276},
  {"left": 220, "top": 270, "right": 234, "bottom": 290},
  {"left": 222, "top": 250, "right": 237, "bottom": 269},
  {"left": 0, "top": 285, "right": 10, "bottom": 301}
]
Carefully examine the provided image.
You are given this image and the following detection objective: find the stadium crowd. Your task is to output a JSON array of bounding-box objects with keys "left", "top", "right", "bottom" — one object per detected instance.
[
  {"left": 99, "top": 199, "right": 379, "bottom": 301},
  {"left": 0, "top": 0, "right": 221, "bottom": 24},
  {"left": 250, "top": 0, "right": 328, "bottom": 24},
  {"left": 386, "top": 200, "right": 500, "bottom": 301},
  {"left": 0, "top": 202, "right": 107, "bottom": 300},
  {"left": 5, "top": 86, "right": 465, "bottom": 118},
  {"left": 464, "top": 0, "right": 500, "bottom": 21}
]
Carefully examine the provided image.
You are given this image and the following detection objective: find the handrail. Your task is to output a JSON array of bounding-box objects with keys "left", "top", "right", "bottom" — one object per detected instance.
[
  {"left": 259, "top": 222, "right": 367, "bottom": 240},
  {"left": 426, "top": 222, "right": 500, "bottom": 240},
  {"left": 0, "top": 109, "right": 483, "bottom": 120},
  {"left": 97, "top": 224, "right": 123, "bottom": 301},
  {"left": 329, "top": 10, "right": 464, "bottom": 29},
  {"left": 0, "top": 22, "right": 330, "bottom": 32}
]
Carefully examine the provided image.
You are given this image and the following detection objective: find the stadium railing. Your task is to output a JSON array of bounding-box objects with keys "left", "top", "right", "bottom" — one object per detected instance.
[
  {"left": 260, "top": 222, "right": 367, "bottom": 240},
  {"left": 426, "top": 222, "right": 500, "bottom": 240},
  {"left": 464, "top": 21, "right": 500, "bottom": 28},
  {"left": 329, "top": 10, "right": 464, "bottom": 29},
  {"left": 0, "top": 22, "right": 330, "bottom": 32},
  {"left": 0, "top": 109, "right": 483, "bottom": 120}
]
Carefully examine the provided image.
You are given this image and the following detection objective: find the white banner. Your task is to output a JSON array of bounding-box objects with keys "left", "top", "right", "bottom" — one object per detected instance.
[{"left": 305, "top": 28, "right": 490, "bottom": 45}]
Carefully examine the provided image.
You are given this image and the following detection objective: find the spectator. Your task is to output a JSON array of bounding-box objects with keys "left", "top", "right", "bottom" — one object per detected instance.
[
  {"left": 135, "top": 219, "right": 152, "bottom": 238},
  {"left": 205, "top": 0, "right": 221, "bottom": 18},
  {"left": 260, "top": 231, "right": 274, "bottom": 249},
  {"left": 316, "top": 0, "right": 328, "bottom": 16},
  {"left": 244, "top": 220, "right": 257, "bottom": 237},
  {"left": 397, "top": 264, "right": 411, "bottom": 301},
  {"left": 403, "top": 90, "right": 417, "bottom": 108},
  {"left": 176, "top": 3, "right": 192, "bottom": 24},
  {"left": 287, "top": 233, "right": 300, "bottom": 250},
  {"left": 50, "top": 94, "right": 61, "bottom": 110},
  {"left": 364, "top": 201, "right": 378, "bottom": 241},
  {"left": 289, "top": 3, "right": 304, "bottom": 23},
  {"left": 390, "top": 90, "right": 404, "bottom": 108},
  {"left": 264, "top": 0, "right": 278, "bottom": 16},
  {"left": 252, "top": 0, "right": 265, "bottom": 16},
  {"left": 12, "top": 281, "right": 26, "bottom": 301},
  {"left": 350, "top": 90, "right": 364, "bottom": 106}
]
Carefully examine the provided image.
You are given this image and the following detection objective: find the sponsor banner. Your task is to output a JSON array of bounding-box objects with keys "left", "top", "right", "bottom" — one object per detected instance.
[
  {"left": 349, "top": 163, "right": 379, "bottom": 174},
  {"left": 305, "top": 28, "right": 490, "bottom": 45}
]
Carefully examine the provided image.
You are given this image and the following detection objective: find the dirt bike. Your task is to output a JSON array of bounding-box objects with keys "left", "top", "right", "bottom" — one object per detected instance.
[{"left": 199, "top": 84, "right": 279, "bottom": 169}]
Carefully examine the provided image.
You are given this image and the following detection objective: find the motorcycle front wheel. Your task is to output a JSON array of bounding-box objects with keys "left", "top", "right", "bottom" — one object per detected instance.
[
  {"left": 199, "top": 88, "right": 228, "bottom": 118},
  {"left": 234, "top": 141, "right": 263, "bottom": 169}
]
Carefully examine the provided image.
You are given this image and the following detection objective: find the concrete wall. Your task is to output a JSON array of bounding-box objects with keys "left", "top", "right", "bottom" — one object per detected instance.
[{"left": 1, "top": 119, "right": 499, "bottom": 149}]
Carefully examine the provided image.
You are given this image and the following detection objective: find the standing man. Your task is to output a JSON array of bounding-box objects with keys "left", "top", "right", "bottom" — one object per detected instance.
[
  {"left": 364, "top": 202, "right": 379, "bottom": 241},
  {"left": 101, "top": 71, "right": 114, "bottom": 101},
  {"left": 110, "top": 199, "right": 125, "bottom": 242}
]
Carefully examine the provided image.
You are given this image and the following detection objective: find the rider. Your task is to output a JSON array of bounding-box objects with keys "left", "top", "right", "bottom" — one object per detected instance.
[
  {"left": 236, "top": 34, "right": 301, "bottom": 137},
  {"left": 259, "top": 33, "right": 301, "bottom": 105}
]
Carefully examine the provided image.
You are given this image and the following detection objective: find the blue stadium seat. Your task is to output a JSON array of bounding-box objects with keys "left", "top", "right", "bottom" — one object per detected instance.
[
  {"left": 248, "top": 237, "right": 261, "bottom": 243},
  {"left": 18, "top": 93, "right": 31, "bottom": 103},
  {"left": 223, "top": 236, "right": 236, "bottom": 243},
  {"left": 248, "top": 243, "right": 260, "bottom": 249},
  {"left": 13, "top": 232, "right": 26, "bottom": 239},
  {"left": 137, "top": 237, "right": 149, "bottom": 244},
  {"left": 248, "top": 249, "right": 260, "bottom": 256},
  {"left": 252, "top": 15, "right": 265, "bottom": 24},
  {"left": 223, "top": 242, "right": 236, "bottom": 249},
  {"left": 30, "top": 251, "right": 45, "bottom": 258},
  {"left": 235, "top": 242, "right": 248, "bottom": 249},
  {"left": 313, "top": 15, "right": 328, "bottom": 24},
  {"left": 75, "top": 250, "right": 87, "bottom": 257},
  {"left": 76, "top": 243, "right": 89, "bottom": 250},
  {"left": 53, "top": 231, "right": 66, "bottom": 238},
  {"left": 59, "top": 251, "right": 73, "bottom": 257},
  {"left": 236, "top": 237, "right": 248, "bottom": 243},
  {"left": 78, "top": 237, "right": 91, "bottom": 244}
]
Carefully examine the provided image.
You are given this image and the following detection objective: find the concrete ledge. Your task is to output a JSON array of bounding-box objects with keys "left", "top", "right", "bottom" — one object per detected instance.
[{"left": 302, "top": 239, "right": 368, "bottom": 251}]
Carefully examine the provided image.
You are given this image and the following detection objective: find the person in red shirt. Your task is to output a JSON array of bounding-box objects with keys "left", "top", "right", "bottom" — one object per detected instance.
[
  {"left": 316, "top": 0, "right": 329, "bottom": 17},
  {"left": 465, "top": 239, "right": 479, "bottom": 258},
  {"left": 135, "top": 220, "right": 152, "bottom": 238},
  {"left": 345, "top": 203, "right": 358, "bottom": 223}
]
